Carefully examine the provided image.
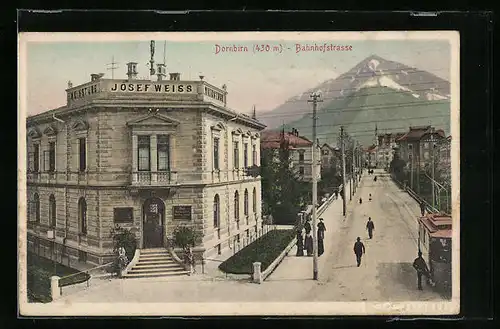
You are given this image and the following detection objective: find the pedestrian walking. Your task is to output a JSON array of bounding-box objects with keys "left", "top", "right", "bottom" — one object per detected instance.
[
  {"left": 420, "top": 202, "right": 426, "bottom": 217},
  {"left": 413, "top": 251, "right": 432, "bottom": 290},
  {"left": 353, "top": 237, "right": 366, "bottom": 267},
  {"left": 369, "top": 193, "right": 372, "bottom": 202},
  {"left": 317, "top": 218, "right": 326, "bottom": 257},
  {"left": 359, "top": 197, "right": 363, "bottom": 204},
  {"left": 305, "top": 233, "right": 313, "bottom": 256},
  {"left": 296, "top": 229, "right": 304, "bottom": 257},
  {"left": 366, "top": 217, "right": 375, "bottom": 239}
]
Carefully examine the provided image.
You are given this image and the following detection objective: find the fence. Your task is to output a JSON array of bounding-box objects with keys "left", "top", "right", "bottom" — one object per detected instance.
[
  {"left": 52, "top": 261, "right": 114, "bottom": 301},
  {"left": 390, "top": 174, "right": 440, "bottom": 214},
  {"left": 229, "top": 224, "right": 278, "bottom": 256}
]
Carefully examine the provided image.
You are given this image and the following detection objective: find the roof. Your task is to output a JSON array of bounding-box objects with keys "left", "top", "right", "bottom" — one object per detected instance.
[
  {"left": 418, "top": 213, "right": 452, "bottom": 239},
  {"left": 261, "top": 130, "right": 313, "bottom": 149},
  {"left": 396, "top": 126, "right": 446, "bottom": 142}
]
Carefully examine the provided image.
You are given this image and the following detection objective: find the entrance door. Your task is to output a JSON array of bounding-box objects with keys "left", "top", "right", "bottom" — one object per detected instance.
[{"left": 142, "top": 197, "right": 165, "bottom": 248}]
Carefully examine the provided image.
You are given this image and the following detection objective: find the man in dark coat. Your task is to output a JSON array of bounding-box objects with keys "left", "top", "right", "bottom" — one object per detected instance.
[
  {"left": 420, "top": 202, "right": 426, "bottom": 216},
  {"left": 317, "top": 218, "right": 326, "bottom": 256},
  {"left": 413, "top": 251, "right": 431, "bottom": 290},
  {"left": 353, "top": 237, "right": 366, "bottom": 267},
  {"left": 304, "top": 219, "right": 312, "bottom": 235},
  {"left": 366, "top": 217, "right": 375, "bottom": 239}
]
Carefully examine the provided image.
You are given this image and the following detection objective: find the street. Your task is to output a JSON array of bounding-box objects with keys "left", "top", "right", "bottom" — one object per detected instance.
[{"left": 52, "top": 170, "right": 448, "bottom": 304}]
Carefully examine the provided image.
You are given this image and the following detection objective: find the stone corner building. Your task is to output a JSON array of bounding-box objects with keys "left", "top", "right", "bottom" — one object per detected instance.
[{"left": 26, "top": 63, "right": 266, "bottom": 266}]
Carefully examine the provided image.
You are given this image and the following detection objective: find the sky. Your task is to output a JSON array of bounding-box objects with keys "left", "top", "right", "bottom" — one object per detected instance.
[{"left": 23, "top": 35, "right": 451, "bottom": 116}]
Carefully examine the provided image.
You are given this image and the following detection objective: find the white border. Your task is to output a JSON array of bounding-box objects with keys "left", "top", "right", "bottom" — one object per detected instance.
[{"left": 18, "top": 31, "right": 460, "bottom": 316}]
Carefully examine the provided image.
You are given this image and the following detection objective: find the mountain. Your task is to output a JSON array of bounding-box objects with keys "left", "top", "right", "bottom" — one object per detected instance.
[{"left": 259, "top": 55, "right": 451, "bottom": 146}]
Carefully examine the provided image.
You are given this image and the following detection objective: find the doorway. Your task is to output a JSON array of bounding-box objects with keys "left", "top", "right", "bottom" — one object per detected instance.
[{"left": 142, "top": 197, "right": 165, "bottom": 248}]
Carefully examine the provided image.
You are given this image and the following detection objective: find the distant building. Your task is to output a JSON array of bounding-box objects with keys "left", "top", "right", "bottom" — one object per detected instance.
[
  {"left": 261, "top": 128, "right": 321, "bottom": 182},
  {"left": 375, "top": 132, "right": 405, "bottom": 169},
  {"left": 26, "top": 61, "right": 266, "bottom": 266},
  {"left": 395, "top": 125, "right": 446, "bottom": 191},
  {"left": 436, "top": 135, "right": 452, "bottom": 186},
  {"left": 320, "top": 143, "right": 341, "bottom": 173}
]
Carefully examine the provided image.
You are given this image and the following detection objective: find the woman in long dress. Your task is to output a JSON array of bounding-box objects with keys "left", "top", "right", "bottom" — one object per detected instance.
[
  {"left": 317, "top": 218, "right": 326, "bottom": 256},
  {"left": 305, "top": 233, "right": 313, "bottom": 256},
  {"left": 296, "top": 229, "right": 304, "bottom": 256}
]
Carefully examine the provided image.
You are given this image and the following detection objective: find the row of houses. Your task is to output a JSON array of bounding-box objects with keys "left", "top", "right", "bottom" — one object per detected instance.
[{"left": 364, "top": 125, "right": 452, "bottom": 185}]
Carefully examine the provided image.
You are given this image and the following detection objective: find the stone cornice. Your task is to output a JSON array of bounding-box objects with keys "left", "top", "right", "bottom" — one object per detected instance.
[{"left": 27, "top": 100, "right": 266, "bottom": 131}]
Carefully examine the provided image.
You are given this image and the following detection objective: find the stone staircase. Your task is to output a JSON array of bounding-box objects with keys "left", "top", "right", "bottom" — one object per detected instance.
[{"left": 123, "top": 248, "right": 190, "bottom": 279}]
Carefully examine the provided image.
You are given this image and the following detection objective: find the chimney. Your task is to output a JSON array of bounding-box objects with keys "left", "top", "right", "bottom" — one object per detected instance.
[
  {"left": 169, "top": 73, "right": 181, "bottom": 81},
  {"left": 156, "top": 64, "right": 166, "bottom": 81},
  {"left": 91, "top": 73, "right": 105, "bottom": 82},
  {"left": 67, "top": 80, "right": 73, "bottom": 89},
  {"left": 126, "top": 62, "right": 138, "bottom": 80}
]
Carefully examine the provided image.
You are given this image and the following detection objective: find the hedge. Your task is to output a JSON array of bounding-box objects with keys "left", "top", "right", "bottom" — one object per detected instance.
[{"left": 218, "top": 229, "right": 295, "bottom": 274}]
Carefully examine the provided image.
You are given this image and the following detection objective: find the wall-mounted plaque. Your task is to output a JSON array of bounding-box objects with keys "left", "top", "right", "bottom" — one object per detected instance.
[
  {"left": 114, "top": 207, "right": 134, "bottom": 223},
  {"left": 173, "top": 206, "right": 192, "bottom": 221}
]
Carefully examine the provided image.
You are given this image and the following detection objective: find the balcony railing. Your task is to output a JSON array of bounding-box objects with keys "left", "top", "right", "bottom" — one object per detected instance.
[{"left": 131, "top": 171, "right": 178, "bottom": 186}]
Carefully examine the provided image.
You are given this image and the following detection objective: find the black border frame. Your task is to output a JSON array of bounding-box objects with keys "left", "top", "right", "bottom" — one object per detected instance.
[{"left": 6, "top": 9, "right": 495, "bottom": 327}]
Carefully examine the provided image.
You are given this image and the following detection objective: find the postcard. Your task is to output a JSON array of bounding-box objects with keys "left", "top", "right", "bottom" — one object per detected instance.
[{"left": 18, "top": 31, "right": 460, "bottom": 316}]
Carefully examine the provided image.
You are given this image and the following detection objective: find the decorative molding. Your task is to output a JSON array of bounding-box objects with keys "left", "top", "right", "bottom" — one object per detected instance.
[
  {"left": 211, "top": 122, "right": 227, "bottom": 132},
  {"left": 126, "top": 112, "right": 180, "bottom": 128},
  {"left": 43, "top": 124, "right": 58, "bottom": 137},
  {"left": 232, "top": 128, "right": 244, "bottom": 135},
  {"left": 28, "top": 127, "right": 42, "bottom": 139},
  {"left": 71, "top": 120, "right": 89, "bottom": 131}
]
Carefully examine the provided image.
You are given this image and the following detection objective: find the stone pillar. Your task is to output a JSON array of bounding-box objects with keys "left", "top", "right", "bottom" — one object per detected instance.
[
  {"left": 150, "top": 135, "right": 157, "bottom": 182},
  {"left": 132, "top": 134, "right": 138, "bottom": 183},
  {"left": 50, "top": 276, "right": 61, "bottom": 301},
  {"left": 252, "top": 262, "right": 262, "bottom": 284}
]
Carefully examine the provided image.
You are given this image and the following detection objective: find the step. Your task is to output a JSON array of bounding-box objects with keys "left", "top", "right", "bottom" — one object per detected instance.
[
  {"left": 141, "top": 249, "right": 170, "bottom": 254},
  {"left": 123, "top": 271, "right": 190, "bottom": 279},
  {"left": 139, "top": 255, "right": 174, "bottom": 261},
  {"left": 133, "top": 263, "right": 181, "bottom": 269},
  {"left": 128, "top": 267, "right": 187, "bottom": 274},
  {"left": 140, "top": 252, "right": 172, "bottom": 257},
  {"left": 136, "top": 259, "right": 177, "bottom": 266}
]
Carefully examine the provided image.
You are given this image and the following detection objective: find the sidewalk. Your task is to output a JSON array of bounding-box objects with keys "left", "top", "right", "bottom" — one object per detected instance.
[{"left": 267, "top": 178, "right": 358, "bottom": 282}]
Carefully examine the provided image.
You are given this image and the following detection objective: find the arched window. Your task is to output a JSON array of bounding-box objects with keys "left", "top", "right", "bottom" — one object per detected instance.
[
  {"left": 234, "top": 191, "right": 240, "bottom": 220},
  {"left": 244, "top": 189, "right": 249, "bottom": 216},
  {"left": 213, "top": 194, "right": 220, "bottom": 228},
  {"left": 49, "top": 194, "right": 56, "bottom": 228},
  {"left": 252, "top": 187, "right": 257, "bottom": 213},
  {"left": 33, "top": 193, "right": 40, "bottom": 223},
  {"left": 78, "top": 197, "right": 87, "bottom": 235}
]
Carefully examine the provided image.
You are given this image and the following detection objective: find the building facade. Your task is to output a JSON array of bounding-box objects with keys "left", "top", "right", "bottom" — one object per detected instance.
[
  {"left": 320, "top": 143, "right": 341, "bottom": 173},
  {"left": 26, "top": 65, "right": 266, "bottom": 265},
  {"left": 261, "top": 128, "right": 321, "bottom": 182},
  {"left": 395, "top": 125, "right": 445, "bottom": 191},
  {"left": 375, "top": 133, "right": 405, "bottom": 169}
]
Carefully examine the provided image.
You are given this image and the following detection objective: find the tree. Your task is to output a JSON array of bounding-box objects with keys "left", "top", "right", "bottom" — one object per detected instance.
[
  {"left": 260, "top": 133, "right": 310, "bottom": 225},
  {"left": 172, "top": 225, "right": 203, "bottom": 249}
]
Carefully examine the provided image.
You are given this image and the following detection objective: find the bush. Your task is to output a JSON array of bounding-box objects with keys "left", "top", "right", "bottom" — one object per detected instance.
[
  {"left": 218, "top": 229, "right": 295, "bottom": 274},
  {"left": 172, "top": 225, "right": 203, "bottom": 249},
  {"left": 110, "top": 225, "right": 137, "bottom": 260}
]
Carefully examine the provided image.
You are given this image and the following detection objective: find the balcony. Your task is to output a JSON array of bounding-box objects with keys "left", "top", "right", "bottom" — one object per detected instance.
[{"left": 131, "top": 171, "right": 178, "bottom": 187}]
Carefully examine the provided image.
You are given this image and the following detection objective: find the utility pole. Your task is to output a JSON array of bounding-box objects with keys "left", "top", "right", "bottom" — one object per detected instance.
[
  {"left": 431, "top": 137, "right": 436, "bottom": 209},
  {"left": 106, "top": 56, "right": 119, "bottom": 79},
  {"left": 308, "top": 92, "right": 322, "bottom": 281},
  {"left": 341, "top": 126, "right": 347, "bottom": 217},
  {"left": 410, "top": 146, "right": 414, "bottom": 190},
  {"left": 352, "top": 142, "right": 356, "bottom": 192}
]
